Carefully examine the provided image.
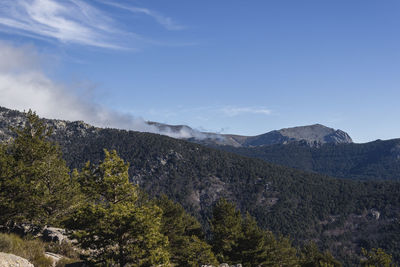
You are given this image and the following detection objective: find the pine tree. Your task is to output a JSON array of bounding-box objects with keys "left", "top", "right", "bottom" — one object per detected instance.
[
  {"left": 238, "top": 213, "right": 300, "bottom": 267},
  {"left": 300, "top": 242, "right": 342, "bottom": 267},
  {"left": 69, "top": 149, "right": 170, "bottom": 267},
  {"left": 0, "top": 110, "right": 78, "bottom": 227},
  {"left": 210, "top": 200, "right": 301, "bottom": 267},
  {"left": 254, "top": 232, "right": 300, "bottom": 267},
  {"left": 0, "top": 143, "right": 15, "bottom": 223},
  {"left": 175, "top": 235, "right": 218, "bottom": 267},
  {"left": 210, "top": 198, "right": 243, "bottom": 264},
  {"left": 156, "top": 195, "right": 218, "bottom": 266},
  {"left": 236, "top": 213, "right": 269, "bottom": 266},
  {"left": 360, "top": 248, "right": 394, "bottom": 267}
]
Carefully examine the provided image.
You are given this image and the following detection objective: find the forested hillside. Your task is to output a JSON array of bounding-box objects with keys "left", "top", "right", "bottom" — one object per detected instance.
[
  {"left": 212, "top": 140, "right": 400, "bottom": 181},
  {"left": 55, "top": 127, "right": 400, "bottom": 264},
  {"left": 1, "top": 107, "right": 400, "bottom": 265}
]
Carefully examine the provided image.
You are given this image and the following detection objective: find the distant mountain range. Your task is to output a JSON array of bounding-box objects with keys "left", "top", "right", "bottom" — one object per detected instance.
[
  {"left": 149, "top": 118, "right": 400, "bottom": 182},
  {"left": 1, "top": 105, "right": 400, "bottom": 264},
  {"left": 1, "top": 106, "right": 399, "bottom": 182},
  {"left": 150, "top": 122, "right": 353, "bottom": 147}
]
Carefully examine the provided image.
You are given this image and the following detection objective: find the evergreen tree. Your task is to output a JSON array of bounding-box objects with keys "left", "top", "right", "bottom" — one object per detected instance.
[
  {"left": 300, "top": 242, "right": 341, "bottom": 267},
  {"left": 210, "top": 200, "right": 301, "bottom": 266},
  {"left": 69, "top": 149, "right": 170, "bottom": 267},
  {"left": 236, "top": 213, "right": 269, "bottom": 266},
  {"left": 156, "top": 195, "right": 218, "bottom": 266},
  {"left": 210, "top": 198, "right": 243, "bottom": 264},
  {"left": 0, "top": 110, "right": 78, "bottom": 227},
  {"left": 261, "top": 234, "right": 299, "bottom": 267},
  {"left": 238, "top": 213, "right": 300, "bottom": 267},
  {"left": 360, "top": 248, "right": 394, "bottom": 267},
  {"left": 0, "top": 143, "right": 15, "bottom": 223}
]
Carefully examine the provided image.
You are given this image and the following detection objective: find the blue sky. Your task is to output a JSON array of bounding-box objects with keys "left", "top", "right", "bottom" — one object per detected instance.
[{"left": 0, "top": 0, "right": 399, "bottom": 142}]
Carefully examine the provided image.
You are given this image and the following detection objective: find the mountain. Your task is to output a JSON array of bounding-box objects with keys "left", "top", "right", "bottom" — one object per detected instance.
[
  {"left": 150, "top": 122, "right": 353, "bottom": 147},
  {"left": 1, "top": 106, "right": 400, "bottom": 265},
  {"left": 239, "top": 124, "right": 353, "bottom": 146}
]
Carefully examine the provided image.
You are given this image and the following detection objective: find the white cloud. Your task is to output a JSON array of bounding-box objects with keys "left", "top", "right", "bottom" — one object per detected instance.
[
  {"left": 221, "top": 106, "right": 272, "bottom": 117},
  {"left": 0, "top": 0, "right": 174, "bottom": 49},
  {"left": 0, "top": 41, "right": 211, "bottom": 140},
  {"left": 97, "top": 1, "right": 185, "bottom": 31}
]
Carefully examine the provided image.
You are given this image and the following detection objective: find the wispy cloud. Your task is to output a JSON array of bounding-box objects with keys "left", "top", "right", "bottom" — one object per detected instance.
[
  {"left": 221, "top": 106, "right": 272, "bottom": 117},
  {"left": 0, "top": 0, "right": 184, "bottom": 49},
  {"left": 98, "top": 1, "right": 185, "bottom": 31},
  {"left": 0, "top": 0, "right": 123, "bottom": 48},
  {"left": 0, "top": 41, "right": 213, "bottom": 140}
]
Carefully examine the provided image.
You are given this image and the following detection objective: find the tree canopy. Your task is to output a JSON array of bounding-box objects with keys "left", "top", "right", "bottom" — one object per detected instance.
[
  {"left": 0, "top": 110, "right": 78, "bottom": 227},
  {"left": 69, "top": 149, "right": 170, "bottom": 267}
]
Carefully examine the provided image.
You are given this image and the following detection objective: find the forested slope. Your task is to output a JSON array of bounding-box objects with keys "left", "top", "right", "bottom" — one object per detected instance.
[
  {"left": 1, "top": 106, "right": 400, "bottom": 265},
  {"left": 52, "top": 128, "right": 400, "bottom": 265},
  {"left": 213, "top": 140, "right": 400, "bottom": 181}
]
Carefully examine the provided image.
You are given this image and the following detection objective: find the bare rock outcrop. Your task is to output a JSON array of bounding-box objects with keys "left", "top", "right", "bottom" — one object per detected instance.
[
  {"left": 0, "top": 252, "right": 34, "bottom": 267},
  {"left": 42, "top": 227, "right": 69, "bottom": 244}
]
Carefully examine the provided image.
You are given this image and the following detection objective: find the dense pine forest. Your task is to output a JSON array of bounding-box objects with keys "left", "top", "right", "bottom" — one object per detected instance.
[
  {"left": 211, "top": 140, "right": 400, "bottom": 181},
  {"left": 1, "top": 109, "right": 400, "bottom": 266}
]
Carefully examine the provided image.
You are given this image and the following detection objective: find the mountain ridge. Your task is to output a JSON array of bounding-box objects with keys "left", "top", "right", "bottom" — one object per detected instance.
[
  {"left": 1, "top": 106, "right": 400, "bottom": 264},
  {"left": 222, "top": 123, "right": 353, "bottom": 147},
  {"left": 0, "top": 106, "right": 353, "bottom": 147},
  {"left": 149, "top": 121, "right": 354, "bottom": 147}
]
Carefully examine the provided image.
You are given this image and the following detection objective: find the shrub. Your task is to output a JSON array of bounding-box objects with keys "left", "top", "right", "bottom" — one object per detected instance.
[
  {"left": 45, "top": 240, "right": 79, "bottom": 259},
  {"left": 0, "top": 233, "right": 53, "bottom": 267}
]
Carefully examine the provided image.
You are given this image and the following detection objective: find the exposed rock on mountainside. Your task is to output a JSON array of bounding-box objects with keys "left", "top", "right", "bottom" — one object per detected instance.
[
  {"left": 1, "top": 106, "right": 400, "bottom": 264},
  {"left": 0, "top": 106, "right": 352, "bottom": 148},
  {"left": 0, "top": 252, "right": 34, "bottom": 267},
  {"left": 150, "top": 122, "right": 353, "bottom": 147},
  {"left": 224, "top": 124, "right": 353, "bottom": 147},
  {"left": 0, "top": 106, "right": 99, "bottom": 143}
]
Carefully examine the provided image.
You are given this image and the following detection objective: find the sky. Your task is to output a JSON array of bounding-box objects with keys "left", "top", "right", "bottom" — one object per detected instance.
[{"left": 0, "top": 0, "right": 399, "bottom": 143}]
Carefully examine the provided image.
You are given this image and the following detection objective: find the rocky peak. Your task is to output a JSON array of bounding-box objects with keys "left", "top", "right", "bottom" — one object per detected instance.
[
  {"left": 236, "top": 124, "right": 353, "bottom": 147},
  {"left": 0, "top": 106, "right": 353, "bottom": 148}
]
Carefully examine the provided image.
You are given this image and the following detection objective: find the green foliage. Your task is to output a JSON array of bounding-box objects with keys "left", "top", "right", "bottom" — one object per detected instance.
[
  {"left": 361, "top": 248, "right": 394, "bottom": 267},
  {"left": 69, "top": 149, "right": 170, "bottom": 267},
  {"left": 157, "top": 195, "right": 204, "bottom": 240},
  {"left": 237, "top": 214, "right": 299, "bottom": 267},
  {"left": 45, "top": 240, "right": 79, "bottom": 260},
  {"left": 300, "top": 242, "right": 342, "bottom": 267},
  {"left": 2, "top": 107, "right": 400, "bottom": 265},
  {"left": 235, "top": 214, "right": 299, "bottom": 267},
  {"left": 235, "top": 213, "right": 267, "bottom": 266},
  {"left": 0, "top": 233, "right": 53, "bottom": 267},
  {"left": 210, "top": 199, "right": 301, "bottom": 266},
  {"left": 0, "top": 110, "right": 78, "bottom": 227},
  {"left": 169, "top": 235, "right": 218, "bottom": 267},
  {"left": 210, "top": 198, "right": 243, "bottom": 264},
  {"left": 217, "top": 140, "right": 400, "bottom": 181},
  {"left": 156, "top": 195, "right": 218, "bottom": 266},
  {"left": 51, "top": 123, "right": 400, "bottom": 264}
]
